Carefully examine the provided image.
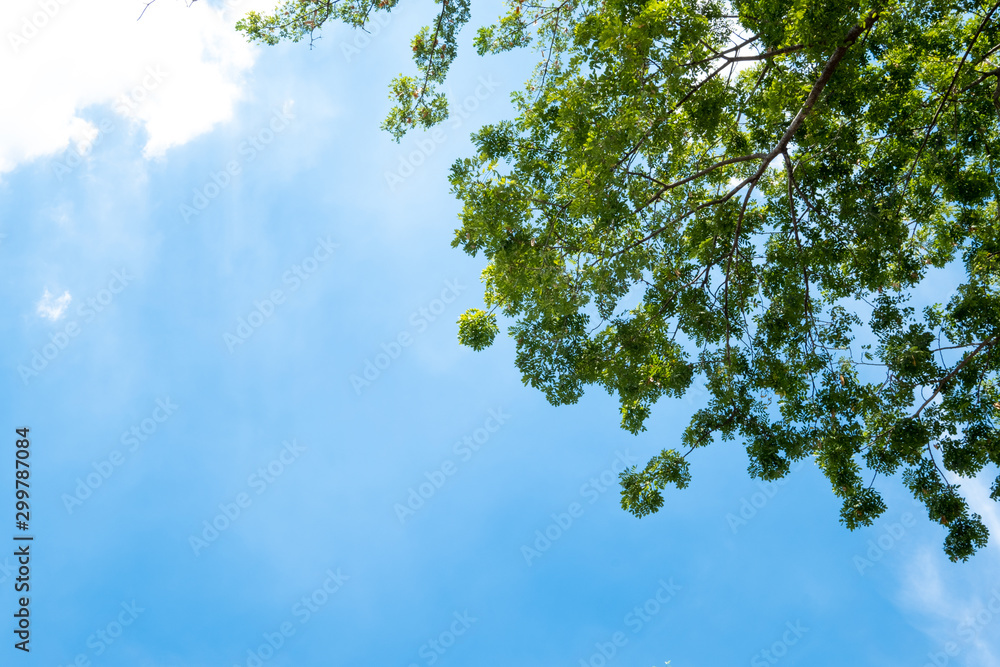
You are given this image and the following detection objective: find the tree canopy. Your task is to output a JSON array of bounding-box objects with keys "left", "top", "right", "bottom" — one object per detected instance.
[{"left": 238, "top": 0, "right": 1000, "bottom": 561}]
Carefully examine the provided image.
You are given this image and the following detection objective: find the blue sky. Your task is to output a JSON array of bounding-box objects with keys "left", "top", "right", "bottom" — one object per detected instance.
[{"left": 2, "top": 1, "right": 1000, "bottom": 666}]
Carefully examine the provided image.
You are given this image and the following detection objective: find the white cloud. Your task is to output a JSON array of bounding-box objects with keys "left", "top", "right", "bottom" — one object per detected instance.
[
  {"left": 36, "top": 288, "right": 72, "bottom": 320},
  {"left": 966, "top": 476, "right": 1000, "bottom": 542},
  {"left": 894, "top": 475, "right": 1000, "bottom": 667},
  {"left": 0, "top": 0, "right": 278, "bottom": 175}
]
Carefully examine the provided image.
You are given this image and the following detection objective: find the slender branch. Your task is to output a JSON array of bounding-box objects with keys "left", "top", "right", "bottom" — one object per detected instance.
[
  {"left": 638, "top": 153, "right": 768, "bottom": 210},
  {"left": 611, "top": 58, "right": 735, "bottom": 178},
  {"left": 412, "top": 0, "right": 453, "bottom": 114},
  {"left": 725, "top": 44, "right": 809, "bottom": 62},
  {"left": 683, "top": 34, "right": 761, "bottom": 68},
  {"left": 617, "top": 10, "right": 880, "bottom": 257},
  {"left": 137, "top": 0, "right": 158, "bottom": 21},
  {"left": 902, "top": 1, "right": 1000, "bottom": 187},
  {"left": 783, "top": 150, "right": 815, "bottom": 337},
  {"left": 960, "top": 67, "right": 1000, "bottom": 92},
  {"left": 912, "top": 335, "right": 999, "bottom": 419},
  {"left": 723, "top": 184, "right": 756, "bottom": 363},
  {"left": 757, "top": 11, "right": 881, "bottom": 175},
  {"left": 735, "top": 60, "right": 773, "bottom": 129}
]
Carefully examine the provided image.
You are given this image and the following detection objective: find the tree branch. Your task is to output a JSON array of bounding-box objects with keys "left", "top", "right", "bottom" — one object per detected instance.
[
  {"left": 912, "top": 335, "right": 999, "bottom": 419},
  {"left": 902, "top": 1, "right": 1000, "bottom": 188}
]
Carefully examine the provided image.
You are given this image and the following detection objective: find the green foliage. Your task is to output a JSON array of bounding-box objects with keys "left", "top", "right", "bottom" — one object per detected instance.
[
  {"left": 237, "top": 0, "right": 466, "bottom": 140},
  {"left": 620, "top": 448, "right": 692, "bottom": 517},
  {"left": 246, "top": 0, "right": 1000, "bottom": 561},
  {"left": 458, "top": 308, "right": 499, "bottom": 350}
]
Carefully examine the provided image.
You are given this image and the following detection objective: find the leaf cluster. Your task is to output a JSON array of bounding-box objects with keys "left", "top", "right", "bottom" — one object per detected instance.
[{"left": 246, "top": 0, "right": 1000, "bottom": 560}]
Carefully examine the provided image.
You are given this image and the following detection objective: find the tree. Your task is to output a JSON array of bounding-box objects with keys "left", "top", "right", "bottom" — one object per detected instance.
[{"left": 239, "top": 0, "right": 1000, "bottom": 561}]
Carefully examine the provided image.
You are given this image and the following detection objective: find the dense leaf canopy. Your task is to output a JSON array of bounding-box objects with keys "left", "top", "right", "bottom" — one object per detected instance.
[{"left": 240, "top": 0, "right": 1000, "bottom": 561}]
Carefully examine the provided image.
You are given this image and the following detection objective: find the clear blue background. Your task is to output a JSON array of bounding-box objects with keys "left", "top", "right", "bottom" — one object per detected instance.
[{"left": 2, "top": 1, "right": 999, "bottom": 666}]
